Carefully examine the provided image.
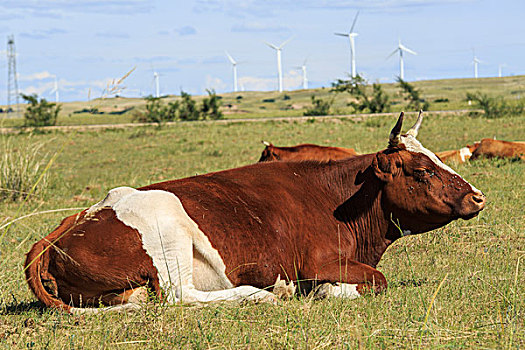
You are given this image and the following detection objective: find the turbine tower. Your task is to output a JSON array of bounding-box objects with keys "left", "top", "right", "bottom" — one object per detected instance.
[
  {"left": 225, "top": 51, "right": 238, "bottom": 92},
  {"left": 472, "top": 55, "right": 481, "bottom": 78},
  {"left": 335, "top": 11, "right": 359, "bottom": 77},
  {"left": 153, "top": 71, "right": 160, "bottom": 98},
  {"left": 265, "top": 37, "right": 292, "bottom": 93},
  {"left": 50, "top": 76, "right": 59, "bottom": 103},
  {"left": 387, "top": 39, "right": 417, "bottom": 80},
  {"left": 295, "top": 59, "right": 308, "bottom": 90},
  {"left": 498, "top": 64, "right": 506, "bottom": 78},
  {"left": 6, "top": 35, "right": 20, "bottom": 117}
]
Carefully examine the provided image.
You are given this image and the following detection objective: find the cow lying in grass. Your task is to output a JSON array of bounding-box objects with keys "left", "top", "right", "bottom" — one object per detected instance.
[
  {"left": 259, "top": 141, "right": 358, "bottom": 162},
  {"left": 470, "top": 139, "right": 525, "bottom": 161},
  {"left": 436, "top": 143, "right": 480, "bottom": 164},
  {"left": 25, "top": 112, "right": 485, "bottom": 313}
]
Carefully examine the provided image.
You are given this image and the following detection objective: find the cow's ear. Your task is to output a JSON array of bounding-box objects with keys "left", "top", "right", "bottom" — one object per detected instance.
[{"left": 373, "top": 152, "right": 394, "bottom": 182}]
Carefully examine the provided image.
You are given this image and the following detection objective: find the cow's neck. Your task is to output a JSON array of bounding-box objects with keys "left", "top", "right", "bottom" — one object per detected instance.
[{"left": 307, "top": 154, "right": 398, "bottom": 267}]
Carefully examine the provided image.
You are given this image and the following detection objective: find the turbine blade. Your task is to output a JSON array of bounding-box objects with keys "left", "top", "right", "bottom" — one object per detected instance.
[
  {"left": 386, "top": 48, "right": 399, "bottom": 59},
  {"left": 400, "top": 44, "right": 417, "bottom": 55},
  {"left": 279, "top": 36, "right": 293, "bottom": 49},
  {"left": 264, "top": 41, "right": 279, "bottom": 50},
  {"left": 349, "top": 10, "right": 360, "bottom": 33},
  {"left": 334, "top": 32, "right": 350, "bottom": 37},
  {"left": 225, "top": 51, "right": 236, "bottom": 64}
]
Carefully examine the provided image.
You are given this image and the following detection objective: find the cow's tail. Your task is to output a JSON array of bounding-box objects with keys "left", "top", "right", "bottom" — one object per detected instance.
[{"left": 24, "top": 237, "right": 73, "bottom": 312}]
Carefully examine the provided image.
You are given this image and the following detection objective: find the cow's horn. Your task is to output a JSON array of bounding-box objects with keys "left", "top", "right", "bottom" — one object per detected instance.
[
  {"left": 389, "top": 112, "right": 404, "bottom": 147},
  {"left": 406, "top": 110, "right": 423, "bottom": 137},
  {"left": 261, "top": 140, "right": 271, "bottom": 146}
]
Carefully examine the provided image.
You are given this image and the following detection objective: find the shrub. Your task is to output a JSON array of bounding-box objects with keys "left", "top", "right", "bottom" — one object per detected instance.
[
  {"left": 0, "top": 138, "right": 48, "bottom": 202},
  {"left": 262, "top": 98, "right": 275, "bottom": 103},
  {"left": 200, "top": 89, "right": 223, "bottom": 120},
  {"left": 283, "top": 94, "right": 291, "bottom": 100},
  {"left": 21, "top": 94, "right": 61, "bottom": 127},
  {"left": 133, "top": 96, "right": 178, "bottom": 126},
  {"left": 396, "top": 77, "right": 430, "bottom": 111},
  {"left": 466, "top": 92, "right": 524, "bottom": 118},
  {"left": 332, "top": 75, "right": 390, "bottom": 113},
  {"left": 179, "top": 91, "right": 200, "bottom": 121},
  {"left": 303, "top": 95, "right": 333, "bottom": 116}
]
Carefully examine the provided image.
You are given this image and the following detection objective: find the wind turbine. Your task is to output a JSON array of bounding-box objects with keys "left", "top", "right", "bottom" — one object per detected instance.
[
  {"left": 387, "top": 39, "right": 417, "bottom": 80},
  {"left": 472, "top": 56, "right": 481, "bottom": 78},
  {"left": 50, "top": 76, "right": 59, "bottom": 103},
  {"left": 294, "top": 59, "right": 308, "bottom": 90},
  {"left": 153, "top": 71, "right": 160, "bottom": 97},
  {"left": 265, "top": 37, "right": 292, "bottom": 93},
  {"left": 225, "top": 51, "right": 239, "bottom": 92},
  {"left": 498, "top": 63, "right": 506, "bottom": 78},
  {"left": 335, "top": 11, "right": 359, "bottom": 77}
]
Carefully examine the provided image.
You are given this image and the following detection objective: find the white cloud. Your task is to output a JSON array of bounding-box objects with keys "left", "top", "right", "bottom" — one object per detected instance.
[
  {"left": 195, "top": 0, "right": 475, "bottom": 17},
  {"left": 231, "top": 22, "right": 290, "bottom": 33},
  {"left": 238, "top": 70, "right": 303, "bottom": 91},
  {"left": 18, "top": 71, "right": 55, "bottom": 81},
  {"left": 205, "top": 75, "right": 227, "bottom": 91},
  {"left": 21, "top": 81, "right": 55, "bottom": 96}
]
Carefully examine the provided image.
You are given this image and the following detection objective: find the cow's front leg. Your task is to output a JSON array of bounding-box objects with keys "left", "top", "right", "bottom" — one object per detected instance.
[{"left": 304, "top": 259, "right": 387, "bottom": 300}]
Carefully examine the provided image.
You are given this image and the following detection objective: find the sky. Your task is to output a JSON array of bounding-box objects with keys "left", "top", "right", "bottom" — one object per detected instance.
[{"left": 0, "top": 0, "right": 524, "bottom": 103}]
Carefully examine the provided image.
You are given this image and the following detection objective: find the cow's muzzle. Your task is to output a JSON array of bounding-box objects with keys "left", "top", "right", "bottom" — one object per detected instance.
[{"left": 459, "top": 191, "right": 486, "bottom": 219}]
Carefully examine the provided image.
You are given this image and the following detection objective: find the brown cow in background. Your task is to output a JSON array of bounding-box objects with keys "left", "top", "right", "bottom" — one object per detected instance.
[
  {"left": 470, "top": 139, "right": 525, "bottom": 160},
  {"left": 259, "top": 141, "right": 359, "bottom": 162},
  {"left": 436, "top": 142, "right": 480, "bottom": 164}
]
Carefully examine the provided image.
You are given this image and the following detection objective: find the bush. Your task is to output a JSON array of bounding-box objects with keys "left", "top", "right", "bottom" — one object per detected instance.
[
  {"left": 397, "top": 77, "right": 430, "bottom": 111},
  {"left": 134, "top": 91, "right": 224, "bottom": 124},
  {"left": 200, "top": 89, "right": 223, "bottom": 120},
  {"left": 0, "top": 138, "right": 48, "bottom": 202},
  {"left": 331, "top": 75, "right": 390, "bottom": 113},
  {"left": 179, "top": 91, "right": 200, "bottom": 121},
  {"left": 303, "top": 95, "right": 333, "bottom": 116},
  {"left": 262, "top": 98, "right": 275, "bottom": 103},
  {"left": 133, "top": 96, "right": 179, "bottom": 126},
  {"left": 466, "top": 92, "right": 524, "bottom": 118},
  {"left": 21, "top": 94, "right": 61, "bottom": 127}
]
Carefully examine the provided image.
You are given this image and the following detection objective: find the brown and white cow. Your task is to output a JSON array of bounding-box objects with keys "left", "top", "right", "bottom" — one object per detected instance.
[
  {"left": 24, "top": 112, "right": 486, "bottom": 313},
  {"left": 258, "top": 142, "right": 358, "bottom": 162},
  {"left": 436, "top": 142, "right": 480, "bottom": 164},
  {"left": 470, "top": 138, "right": 525, "bottom": 161}
]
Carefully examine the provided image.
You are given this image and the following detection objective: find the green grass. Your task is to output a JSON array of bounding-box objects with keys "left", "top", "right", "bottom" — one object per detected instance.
[{"left": 0, "top": 111, "right": 523, "bottom": 348}]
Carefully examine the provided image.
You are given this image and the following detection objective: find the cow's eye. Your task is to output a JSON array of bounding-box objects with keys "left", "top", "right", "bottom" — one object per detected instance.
[{"left": 413, "top": 169, "right": 427, "bottom": 180}]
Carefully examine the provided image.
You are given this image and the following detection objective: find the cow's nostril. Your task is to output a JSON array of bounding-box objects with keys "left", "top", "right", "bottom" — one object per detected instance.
[{"left": 472, "top": 194, "right": 485, "bottom": 204}]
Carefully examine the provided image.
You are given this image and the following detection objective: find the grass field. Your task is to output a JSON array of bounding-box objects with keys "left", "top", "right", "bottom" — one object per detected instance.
[
  {"left": 0, "top": 92, "right": 524, "bottom": 347},
  {"left": 2, "top": 74, "right": 525, "bottom": 128}
]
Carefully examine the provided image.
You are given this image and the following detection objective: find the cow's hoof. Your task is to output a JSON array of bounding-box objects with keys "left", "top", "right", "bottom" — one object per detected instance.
[
  {"left": 243, "top": 290, "right": 279, "bottom": 305},
  {"left": 312, "top": 283, "right": 333, "bottom": 300},
  {"left": 273, "top": 274, "right": 296, "bottom": 299}
]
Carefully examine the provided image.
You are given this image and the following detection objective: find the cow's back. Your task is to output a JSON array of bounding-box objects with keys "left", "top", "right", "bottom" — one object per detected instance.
[
  {"left": 139, "top": 158, "right": 370, "bottom": 286},
  {"left": 471, "top": 139, "right": 525, "bottom": 160}
]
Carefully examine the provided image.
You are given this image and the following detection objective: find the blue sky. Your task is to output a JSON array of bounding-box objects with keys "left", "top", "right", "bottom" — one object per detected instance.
[{"left": 1, "top": 0, "right": 524, "bottom": 102}]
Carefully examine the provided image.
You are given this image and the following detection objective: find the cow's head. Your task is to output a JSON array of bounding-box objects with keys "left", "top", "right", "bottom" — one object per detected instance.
[
  {"left": 373, "top": 112, "right": 486, "bottom": 234},
  {"left": 258, "top": 141, "right": 280, "bottom": 162}
]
